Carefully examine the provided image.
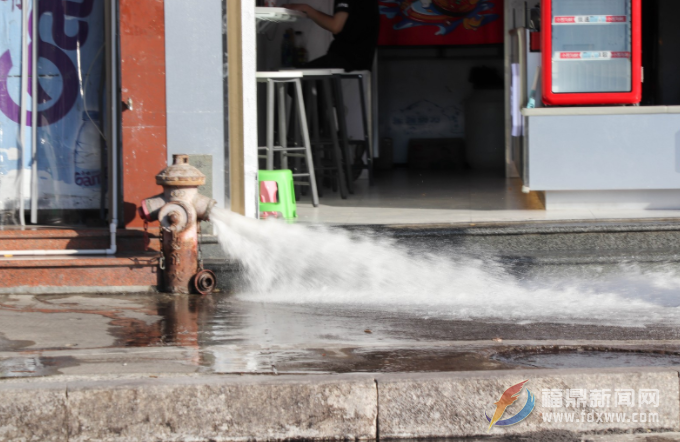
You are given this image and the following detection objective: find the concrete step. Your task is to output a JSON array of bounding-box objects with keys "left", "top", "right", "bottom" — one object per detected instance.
[
  {"left": 6, "top": 219, "right": 675, "bottom": 258},
  {"left": 197, "top": 234, "right": 226, "bottom": 259},
  {"left": 0, "top": 228, "right": 161, "bottom": 252},
  {"left": 204, "top": 258, "right": 240, "bottom": 293},
  {"left": 201, "top": 220, "right": 680, "bottom": 294},
  {"left": 0, "top": 229, "right": 228, "bottom": 294},
  {"left": 3, "top": 219, "right": 678, "bottom": 295},
  {"left": 0, "top": 253, "right": 161, "bottom": 294},
  {"left": 350, "top": 219, "right": 680, "bottom": 255}
]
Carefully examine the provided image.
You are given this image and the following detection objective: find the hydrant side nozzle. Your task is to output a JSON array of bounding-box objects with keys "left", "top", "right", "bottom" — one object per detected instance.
[
  {"left": 140, "top": 194, "right": 166, "bottom": 222},
  {"left": 193, "top": 194, "right": 218, "bottom": 222}
]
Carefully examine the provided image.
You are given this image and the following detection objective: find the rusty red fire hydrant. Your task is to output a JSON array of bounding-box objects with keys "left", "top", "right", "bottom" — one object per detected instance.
[{"left": 140, "top": 154, "right": 218, "bottom": 295}]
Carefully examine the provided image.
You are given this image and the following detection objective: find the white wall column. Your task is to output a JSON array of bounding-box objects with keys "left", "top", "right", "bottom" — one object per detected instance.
[{"left": 228, "top": 0, "right": 258, "bottom": 218}]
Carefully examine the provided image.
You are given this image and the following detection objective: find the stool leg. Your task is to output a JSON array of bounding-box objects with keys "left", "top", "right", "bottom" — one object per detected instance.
[
  {"left": 292, "top": 84, "right": 303, "bottom": 198},
  {"left": 357, "top": 75, "right": 374, "bottom": 185},
  {"left": 277, "top": 83, "right": 289, "bottom": 170},
  {"left": 305, "top": 80, "right": 323, "bottom": 198},
  {"left": 321, "top": 78, "right": 348, "bottom": 199},
  {"left": 266, "top": 80, "right": 275, "bottom": 170},
  {"left": 294, "top": 79, "right": 319, "bottom": 207},
  {"left": 333, "top": 76, "right": 355, "bottom": 194}
]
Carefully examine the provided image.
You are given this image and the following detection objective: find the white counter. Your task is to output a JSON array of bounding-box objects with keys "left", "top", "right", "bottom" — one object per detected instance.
[
  {"left": 521, "top": 105, "right": 680, "bottom": 210},
  {"left": 256, "top": 7, "right": 306, "bottom": 33}
]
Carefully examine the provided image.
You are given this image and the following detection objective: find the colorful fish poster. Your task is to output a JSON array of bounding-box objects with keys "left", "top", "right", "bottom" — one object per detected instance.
[
  {"left": 379, "top": 0, "right": 504, "bottom": 46},
  {"left": 0, "top": 0, "right": 106, "bottom": 216}
]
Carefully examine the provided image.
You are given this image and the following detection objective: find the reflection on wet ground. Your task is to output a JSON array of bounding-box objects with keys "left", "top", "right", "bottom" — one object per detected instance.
[
  {"left": 0, "top": 356, "right": 78, "bottom": 378},
  {"left": 493, "top": 350, "right": 680, "bottom": 370},
  {"left": 1, "top": 290, "right": 680, "bottom": 378}
]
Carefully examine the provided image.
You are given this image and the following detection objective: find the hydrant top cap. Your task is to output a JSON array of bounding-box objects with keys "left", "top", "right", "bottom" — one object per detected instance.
[{"left": 156, "top": 154, "right": 206, "bottom": 187}]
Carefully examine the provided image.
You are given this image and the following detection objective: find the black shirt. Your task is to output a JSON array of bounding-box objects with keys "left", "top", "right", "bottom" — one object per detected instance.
[{"left": 327, "top": 0, "right": 380, "bottom": 71}]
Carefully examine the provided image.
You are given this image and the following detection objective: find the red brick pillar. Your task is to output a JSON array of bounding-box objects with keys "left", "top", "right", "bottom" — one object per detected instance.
[{"left": 119, "top": 0, "right": 168, "bottom": 227}]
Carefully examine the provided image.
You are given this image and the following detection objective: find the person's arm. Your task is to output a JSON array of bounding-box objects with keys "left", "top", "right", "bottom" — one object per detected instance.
[{"left": 285, "top": 4, "right": 349, "bottom": 35}]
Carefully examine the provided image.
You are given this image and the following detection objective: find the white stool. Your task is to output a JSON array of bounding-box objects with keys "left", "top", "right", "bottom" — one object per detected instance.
[
  {"left": 338, "top": 70, "right": 374, "bottom": 185},
  {"left": 256, "top": 71, "right": 319, "bottom": 207},
  {"left": 293, "top": 69, "right": 349, "bottom": 199}
]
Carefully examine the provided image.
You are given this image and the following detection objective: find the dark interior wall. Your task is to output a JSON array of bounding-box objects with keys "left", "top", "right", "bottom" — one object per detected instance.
[
  {"left": 657, "top": 0, "right": 680, "bottom": 105},
  {"left": 378, "top": 46, "right": 504, "bottom": 164}
]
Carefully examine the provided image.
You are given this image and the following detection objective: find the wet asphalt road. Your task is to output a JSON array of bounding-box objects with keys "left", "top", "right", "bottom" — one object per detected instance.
[{"left": 2, "top": 285, "right": 680, "bottom": 378}]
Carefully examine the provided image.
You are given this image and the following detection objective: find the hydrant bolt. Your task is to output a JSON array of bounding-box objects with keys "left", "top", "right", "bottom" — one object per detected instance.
[{"left": 169, "top": 211, "right": 181, "bottom": 227}]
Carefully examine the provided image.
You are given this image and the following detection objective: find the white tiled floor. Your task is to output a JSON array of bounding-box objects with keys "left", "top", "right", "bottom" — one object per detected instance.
[{"left": 295, "top": 169, "right": 680, "bottom": 225}]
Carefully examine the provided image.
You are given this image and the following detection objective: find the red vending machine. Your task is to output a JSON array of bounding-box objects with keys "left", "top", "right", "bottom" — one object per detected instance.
[{"left": 541, "top": 0, "right": 642, "bottom": 106}]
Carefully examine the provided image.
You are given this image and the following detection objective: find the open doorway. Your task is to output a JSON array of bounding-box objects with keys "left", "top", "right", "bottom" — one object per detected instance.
[
  {"left": 641, "top": 0, "right": 680, "bottom": 107},
  {"left": 253, "top": 0, "right": 541, "bottom": 224},
  {"left": 299, "top": 41, "right": 548, "bottom": 225},
  {"left": 253, "top": 0, "right": 680, "bottom": 224}
]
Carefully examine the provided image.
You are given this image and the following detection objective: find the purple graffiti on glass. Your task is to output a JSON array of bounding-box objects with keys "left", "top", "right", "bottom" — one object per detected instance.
[
  {"left": 46, "top": 0, "right": 94, "bottom": 51},
  {"left": 0, "top": 0, "right": 24, "bottom": 13},
  {"left": 0, "top": 0, "right": 94, "bottom": 126}
]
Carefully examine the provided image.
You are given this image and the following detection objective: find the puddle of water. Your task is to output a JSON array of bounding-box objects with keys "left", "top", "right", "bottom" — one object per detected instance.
[
  {"left": 0, "top": 356, "right": 78, "bottom": 378},
  {"left": 270, "top": 348, "right": 516, "bottom": 374},
  {"left": 493, "top": 351, "right": 680, "bottom": 370},
  {"left": 0, "top": 332, "right": 34, "bottom": 352}
]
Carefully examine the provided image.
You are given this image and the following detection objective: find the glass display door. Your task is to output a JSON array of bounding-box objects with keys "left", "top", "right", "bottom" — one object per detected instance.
[{"left": 551, "top": 0, "right": 632, "bottom": 94}]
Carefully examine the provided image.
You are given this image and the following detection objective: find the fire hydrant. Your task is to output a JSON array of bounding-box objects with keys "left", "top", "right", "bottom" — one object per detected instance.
[{"left": 140, "top": 154, "right": 218, "bottom": 295}]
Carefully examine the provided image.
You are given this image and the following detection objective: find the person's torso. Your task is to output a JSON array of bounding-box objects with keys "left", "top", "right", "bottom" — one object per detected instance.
[{"left": 328, "top": 0, "right": 380, "bottom": 70}]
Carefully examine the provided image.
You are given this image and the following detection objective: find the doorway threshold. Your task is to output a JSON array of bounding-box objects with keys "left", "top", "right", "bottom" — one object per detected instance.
[{"left": 295, "top": 170, "right": 680, "bottom": 225}]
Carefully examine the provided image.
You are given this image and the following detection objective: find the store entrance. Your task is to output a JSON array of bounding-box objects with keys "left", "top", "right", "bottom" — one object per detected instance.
[
  {"left": 254, "top": 1, "right": 539, "bottom": 224},
  {"left": 252, "top": 0, "right": 680, "bottom": 224},
  {"left": 641, "top": 0, "right": 680, "bottom": 106},
  {"left": 296, "top": 44, "right": 543, "bottom": 225}
]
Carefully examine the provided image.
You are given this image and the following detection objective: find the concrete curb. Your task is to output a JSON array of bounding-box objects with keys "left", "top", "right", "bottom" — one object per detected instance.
[
  {"left": 1, "top": 368, "right": 679, "bottom": 441},
  {"left": 377, "top": 368, "right": 680, "bottom": 439},
  {"left": 0, "top": 374, "right": 377, "bottom": 442}
]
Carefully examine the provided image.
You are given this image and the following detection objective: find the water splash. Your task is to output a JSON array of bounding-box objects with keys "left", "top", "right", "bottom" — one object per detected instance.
[{"left": 212, "top": 208, "right": 680, "bottom": 327}]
